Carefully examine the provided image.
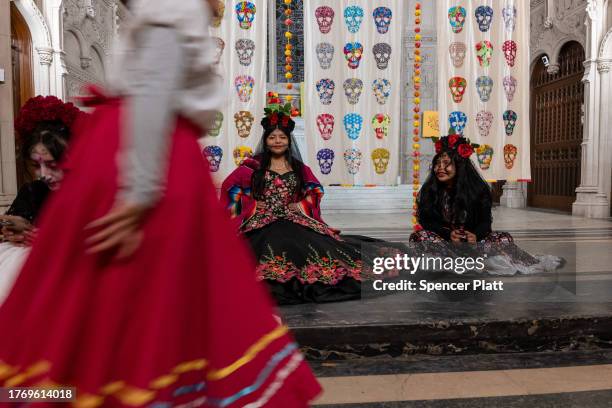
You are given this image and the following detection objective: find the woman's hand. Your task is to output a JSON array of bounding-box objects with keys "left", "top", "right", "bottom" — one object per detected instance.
[
  {"left": 85, "top": 202, "right": 149, "bottom": 259},
  {"left": 288, "top": 203, "right": 301, "bottom": 213},
  {"left": 256, "top": 200, "right": 266, "bottom": 210},
  {"left": 1, "top": 215, "right": 33, "bottom": 234},
  {"left": 450, "top": 229, "right": 463, "bottom": 243},
  {"left": 450, "top": 229, "right": 477, "bottom": 244},
  {"left": 465, "top": 231, "right": 477, "bottom": 244}
]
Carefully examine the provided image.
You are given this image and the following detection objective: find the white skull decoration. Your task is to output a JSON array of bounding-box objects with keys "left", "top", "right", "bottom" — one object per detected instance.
[
  {"left": 343, "top": 113, "right": 363, "bottom": 140},
  {"left": 449, "top": 42, "right": 467, "bottom": 68},
  {"left": 316, "top": 78, "right": 335, "bottom": 105},
  {"left": 474, "top": 5, "right": 494, "bottom": 32},
  {"left": 502, "top": 5, "right": 517, "bottom": 32},
  {"left": 503, "top": 76, "right": 517, "bottom": 102},
  {"left": 213, "top": 37, "right": 225, "bottom": 64},
  {"left": 316, "top": 113, "right": 335, "bottom": 140},
  {"left": 343, "top": 148, "right": 362, "bottom": 175},
  {"left": 476, "top": 76, "right": 493, "bottom": 102},
  {"left": 344, "top": 5, "right": 364, "bottom": 34},
  {"left": 203, "top": 145, "right": 223, "bottom": 172},
  {"left": 233, "top": 146, "right": 253, "bottom": 166},
  {"left": 372, "top": 113, "right": 391, "bottom": 139},
  {"left": 315, "top": 6, "right": 335, "bottom": 34},
  {"left": 373, "top": 43, "right": 392, "bottom": 70},
  {"left": 371, "top": 148, "right": 390, "bottom": 175},
  {"left": 235, "top": 39, "right": 255, "bottom": 67},
  {"left": 476, "top": 111, "right": 494, "bottom": 138},
  {"left": 476, "top": 144, "right": 494, "bottom": 170},
  {"left": 372, "top": 78, "right": 391, "bottom": 105},
  {"left": 502, "top": 40, "right": 518, "bottom": 67},
  {"left": 504, "top": 144, "right": 518, "bottom": 169},
  {"left": 234, "top": 111, "right": 254, "bottom": 138},
  {"left": 316, "top": 42, "right": 334, "bottom": 69},
  {"left": 234, "top": 75, "right": 255, "bottom": 103},
  {"left": 503, "top": 110, "right": 518, "bottom": 136},
  {"left": 343, "top": 78, "right": 364, "bottom": 105},
  {"left": 316, "top": 148, "right": 335, "bottom": 175}
]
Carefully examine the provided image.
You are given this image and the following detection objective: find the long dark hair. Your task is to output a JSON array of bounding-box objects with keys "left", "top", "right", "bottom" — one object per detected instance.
[
  {"left": 251, "top": 128, "right": 305, "bottom": 200},
  {"left": 20, "top": 121, "right": 70, "bottom": 176},
  {"left": 417, "top": 149, "right": 492, "bottom": 225}
]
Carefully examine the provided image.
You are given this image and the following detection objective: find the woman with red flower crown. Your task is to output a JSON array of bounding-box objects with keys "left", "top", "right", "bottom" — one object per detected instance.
[
  {"left": 0, "top": 0, "right": 321, "bottom": 406},
  {"left": 410, "top": 133, "right": 563, "bottom": 275}
]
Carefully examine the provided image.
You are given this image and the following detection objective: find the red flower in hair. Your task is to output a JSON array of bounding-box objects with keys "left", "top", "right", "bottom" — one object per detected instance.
[
  {"left": 281, "top": 115, "right": 290, "bottom": 127},
  {"left": 270, "top": 112, "right": 279, "bottom": 125},
  {"left": 14, "top": 95, "right": 83, "bottom": 138},
  {"left": 434, "top": 141, "right": 443, "bottom": 154},
  {"left": 457, "top": 143, "right": 474, "bottom": 158},
  {"left": 447, "top": 134, "right": 460, "bottom": 148}
]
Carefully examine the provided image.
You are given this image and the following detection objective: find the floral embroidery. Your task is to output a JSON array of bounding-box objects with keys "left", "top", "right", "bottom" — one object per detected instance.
[{"left": 256, "top": 245, "right": 299, "bottom": 283}]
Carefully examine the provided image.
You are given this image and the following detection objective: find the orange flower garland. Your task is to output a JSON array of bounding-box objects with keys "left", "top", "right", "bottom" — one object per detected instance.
[
  {"left": 283, "top": 0, "right": 294, "bottom": 89},
  {"left": 412, "top": 3, "right": 422, "bottom": 230}
]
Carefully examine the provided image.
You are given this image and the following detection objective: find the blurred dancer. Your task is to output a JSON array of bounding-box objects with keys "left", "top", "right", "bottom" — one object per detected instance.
[{"left": 0, "top": 0, "right": 321, "bottom": 406}]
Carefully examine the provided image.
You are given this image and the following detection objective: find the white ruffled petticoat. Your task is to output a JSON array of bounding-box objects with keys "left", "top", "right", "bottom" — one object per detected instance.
[{"left": 0, "top": 242, "right": 29, "bottom": 305}]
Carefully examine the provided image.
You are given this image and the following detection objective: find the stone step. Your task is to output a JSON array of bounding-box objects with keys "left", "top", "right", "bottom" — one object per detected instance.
[{"left": 320, "top": 185, "right": 415, "bottom": 214}]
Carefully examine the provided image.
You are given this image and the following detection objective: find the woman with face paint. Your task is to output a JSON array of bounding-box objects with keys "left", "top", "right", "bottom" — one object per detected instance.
[
  {"left": 410, "top": 133, "right": 562, "bottom": 275},
  {"left": 0, "top": 96, "right": 82, "bottom": 305},
  {"left": 0, "top": 0, "right": 321, "bottom": 406}
]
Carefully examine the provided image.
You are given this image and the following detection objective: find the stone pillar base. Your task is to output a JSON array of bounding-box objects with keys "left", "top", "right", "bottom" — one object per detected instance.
[
  {"left": 572, "top": 191, "right": 610, "bottom": 218},
  {"left": 499, "top": 181, "right": 527, "bottom": 208}
]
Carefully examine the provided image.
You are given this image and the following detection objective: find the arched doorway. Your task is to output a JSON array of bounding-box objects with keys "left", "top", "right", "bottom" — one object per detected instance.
[
  {"left": 528, "top": 42, "right": 584, "bottom": 212},
  {"left": 10, "top": 2, "right": 35, "bottom": 186}
]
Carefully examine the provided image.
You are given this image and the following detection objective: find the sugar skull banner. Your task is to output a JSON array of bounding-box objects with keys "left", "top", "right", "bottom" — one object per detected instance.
[
  {"left": 305, "top": 0, "right": 404, "bottom": 185},
  {"left": 436, "top": 0, "right": 530, "bottom": 181},
  {"left": 200, "top": 0, "right": 267, "bottom": 184}
]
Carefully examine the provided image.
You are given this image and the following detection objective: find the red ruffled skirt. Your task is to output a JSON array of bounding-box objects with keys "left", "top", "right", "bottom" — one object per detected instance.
[{"left": 0, "top": 92, "right": 321, "bottom": 407}]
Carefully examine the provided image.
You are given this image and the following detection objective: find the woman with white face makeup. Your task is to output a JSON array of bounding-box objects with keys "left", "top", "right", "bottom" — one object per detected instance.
[{"left": 0, "top": 96, "right": 80, "bottom": 305}]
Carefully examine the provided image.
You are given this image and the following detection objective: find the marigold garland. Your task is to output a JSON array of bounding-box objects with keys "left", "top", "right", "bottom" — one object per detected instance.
[{"left": 411, "top": 3, "right": 422, "bottom": 231}]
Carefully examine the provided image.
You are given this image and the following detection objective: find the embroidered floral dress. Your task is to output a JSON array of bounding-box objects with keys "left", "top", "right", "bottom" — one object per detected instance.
[{"left": 239, "top": 170, "right": 364, "bottom": 304}]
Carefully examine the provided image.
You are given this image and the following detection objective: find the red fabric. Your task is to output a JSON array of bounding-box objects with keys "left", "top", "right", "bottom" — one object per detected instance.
[{"left": 0, "top": 96, "right": 320, "bottom": 407}]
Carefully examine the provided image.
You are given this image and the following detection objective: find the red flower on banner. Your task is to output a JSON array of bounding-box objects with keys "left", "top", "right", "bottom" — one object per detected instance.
[{"left": 457, "top": 143, "right": 474, "bottom": 158}]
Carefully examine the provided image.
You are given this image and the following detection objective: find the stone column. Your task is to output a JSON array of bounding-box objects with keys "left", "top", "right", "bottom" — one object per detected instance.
[
  {"left": 36, "top": 46, "right": 53, "bottom": 95},
  {"left": 572, "top": 1, "right": 610, "bottom": 218},
  {"left": 0, "top": 0, "right": 18, "bottom": 206},
  {"left": 500, "top": 181, "right": 527, "bottom": 208}
]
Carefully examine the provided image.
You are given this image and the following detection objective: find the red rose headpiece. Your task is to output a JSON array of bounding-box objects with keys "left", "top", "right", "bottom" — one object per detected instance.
[
  {"left": 14, "top": 95, "right": 84, "bottom": 139},
  {"left": 260, "top": 92, "right": 298, "bottom": 134},
  {"left": 431, "top": 133, "right": 479, "bottom": 159}
]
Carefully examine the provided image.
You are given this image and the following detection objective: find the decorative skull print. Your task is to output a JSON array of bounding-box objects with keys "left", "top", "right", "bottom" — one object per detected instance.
[
  {"left": 502, "top": 5, "right": 517, "bottom": 32},
  {"left": 344, "top": 42, "right": 364, "bottom": 69},
  {"left": 502, "top": 40, "right": 518, "bottom": 67},
  {"left": 373, "top": 43, "right": 392, "bottom": 70},
  {"left": 235, "top": 75, "right": 255, "bottom": 103},
  {"left": 373, "top": 7, "right": 392, "bottom": 34},
  {"left": 371, "top": 148, "right": 390, "bottom": 175},
  {"left": 476, "top": 111, "right": 494, "bottom": 138},
  {"left": 316, "top": 113, "right": 335, "bottom": 140},
  {"left": 343, "top": 78, "right": 364, "bottom": 105},
  {"left": 503, "top": 144, "right": 518, "bottom": 169},
  {"left": 344, "top": 148, "right": 362, "bottom": 175},
  {"left": 233, "top": 146, "right": 253, "bottom": 166},
  {"left": 316, "top": 42, "right": 334, "bottom": 69},
  {"left": 344, "top": 6, "right": 364, "bottom": 33},
  {"left": 209, "top": 111, "right": 224, "bottom": 137},
  {"left": 213, "top": 37, "right": 225, "bottom": 64},
  {"left": 316, "top": 78, "right": 336, "bottom": 105},
  {"left": 503, "top": 76, "right": 518, "bottom": 102},
  {"left": 315, "top": 6, "right": 335, "bottom": 34},
  {"left": 203, "top": 145, "right": 223, "bottom": 172},
  {"left": 235, "top": 1, "right": 256, "bottom": 30},
  {"left": 235, "top": 39, "right": 255, "bottom": 66},
  {"left": 317, "top": 148, "right": 335, "bottom": 175},
  {"left": 372, "top": 78, "right": 391, "bottom": 105},
  {"left": 234, "top": 111, "right": 254, "bottom": 138},
  {"left": 449, "top": 76, "right": 467, "bottom": 103},
  {"left": 476, "top": 144, "right": 494, "bottom": 170},
  {"left": 211, "top": 1, "right": 225, "bottom": 28},
  {"left": 449, "top": 42, "right": 467, "bottom": 68},
  {"left": 448, "top": 6, "right": 467, "bottom": 33},
  {"left": 343, "top": 113, "right": 363, "bottom": 140},
  {"left": 372, "top": 113, "right": 391, "bottom": 139},
  {"left": 448, "top": 111, "right": 468, "bottom": 135},
  {"left": 503, "top": 110, "right": 518, "bottom": 136},
  {"left": 476, "top": 41, "right": 493, "bottom": 68},
  {"left": 474, "top": 5, "right": 494, "bottom": 32},
  {"left": 476, "top": 76, "right": 494, "bottom": 102}
]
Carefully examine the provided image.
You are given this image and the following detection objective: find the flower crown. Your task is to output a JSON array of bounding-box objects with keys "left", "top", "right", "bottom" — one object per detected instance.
[
  {"left": 262, "top": 92, "right": 300, "bottom": 131},
  {"left": 431, "top": 132, "right": 480, "bottom": 159},
  {"left": 14, "top": 95, "right": 83, "bottom": 138}
]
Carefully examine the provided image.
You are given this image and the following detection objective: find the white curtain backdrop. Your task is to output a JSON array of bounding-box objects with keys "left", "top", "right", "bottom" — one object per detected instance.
[
  {"left": 202, "top": 0, "right": 267, "bottom": 185},
  {"left": 304, "top": 0, "right": 404, "bottom": 185},
  {"left": 436, "top": 0, "right": 530, "bottom": 181}
]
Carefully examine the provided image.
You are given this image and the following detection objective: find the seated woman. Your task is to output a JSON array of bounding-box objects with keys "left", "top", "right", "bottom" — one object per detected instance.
[
  {"left": 410, "top": 133, "right": 562, "bottom": 275},
  {"left": 0, "top": 96, "right": 82, "bottom": 304},
  {"left": 221, "top": 103, "right": 367, "bottom": 305}
]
